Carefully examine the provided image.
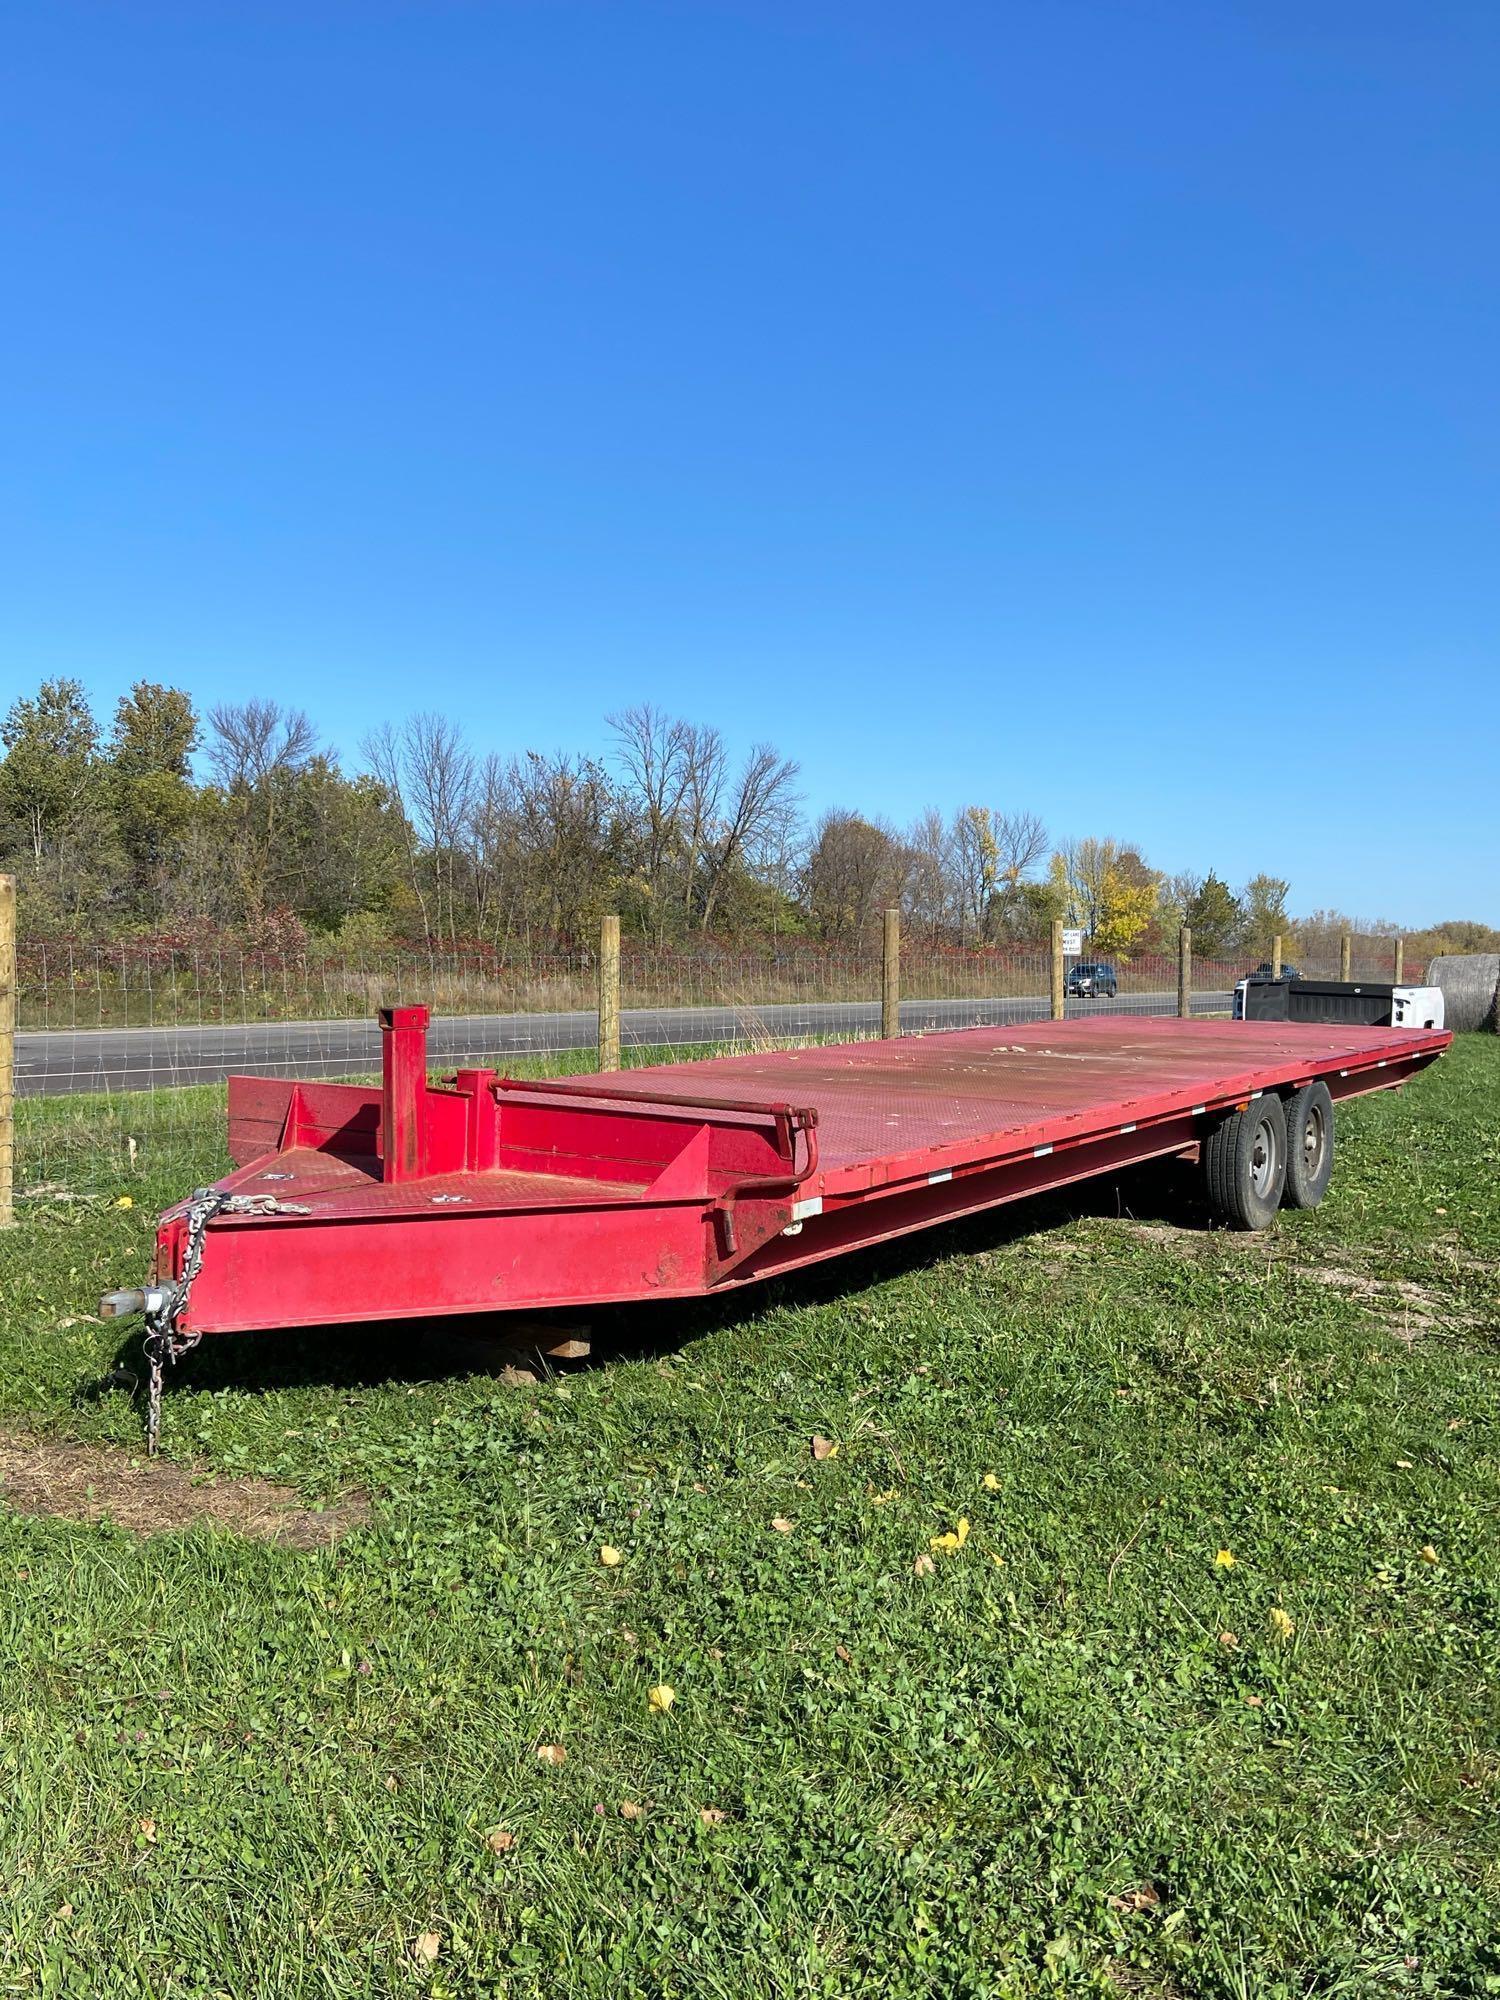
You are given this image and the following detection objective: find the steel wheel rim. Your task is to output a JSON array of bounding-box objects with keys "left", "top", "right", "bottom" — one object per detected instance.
[
  {"left": 1298, "top": 1101, "right": 1326, "bottom": 1179},
  {"left": 1250, "top": 1114, "right": 1280, "bottom": 1199}
]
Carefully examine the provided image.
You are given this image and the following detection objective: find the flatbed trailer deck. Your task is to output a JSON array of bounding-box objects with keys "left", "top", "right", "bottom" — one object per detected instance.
[{"left": 107, "top": 1011, "right": 1450, "bottom": 1425}]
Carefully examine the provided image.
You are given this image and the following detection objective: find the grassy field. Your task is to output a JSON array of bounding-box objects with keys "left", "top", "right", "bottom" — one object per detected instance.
[{"left": 1, "top": 1039, "right": 1497, "bottom": 1997}]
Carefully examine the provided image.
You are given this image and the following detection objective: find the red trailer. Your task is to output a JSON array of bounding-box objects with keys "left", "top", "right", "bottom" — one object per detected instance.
[{"left": 103, "top": 1007, "right": 1450, "bottom": 1445}]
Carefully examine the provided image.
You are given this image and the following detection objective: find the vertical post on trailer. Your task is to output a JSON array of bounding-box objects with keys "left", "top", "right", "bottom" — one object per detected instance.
[
  {"left": 882, "top": 907, "right": 900, "bottom": 1041},
  {"left": 379, "top": 1005, "right": 430, "bottom": 1183},
  {"left": 598, "top": 913, "right": 621, "bottom": 1073},
  {"left": 0, "top": 874, "right": 13, "bottom": 1228},
  {"left": 1271, "top": 934, "right": 1283, "bottom": 977},
  {"left": 1393, "top": 936, "right": 1404, "bottom": 984},
  {"left": 1340, "top": 932, "right": 1352, "bottom": 982},
  {"left": 1177, "top": 925, "right": 1192, "bottom": 1019},
  {"left": 1050, "top": 919, "right": 1064, "bottom": 1022}
]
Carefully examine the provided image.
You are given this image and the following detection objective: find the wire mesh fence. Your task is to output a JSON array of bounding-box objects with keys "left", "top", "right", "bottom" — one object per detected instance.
[{"left": 9, "top": 928, "right": 1418, "bottom": 1205}]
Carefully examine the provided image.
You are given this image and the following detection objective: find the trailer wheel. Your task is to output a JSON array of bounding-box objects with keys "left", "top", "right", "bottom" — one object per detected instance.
[
  {"left": 1202, "top": 1095, "right": 1287, "bottom": 1230},
  {"left": 1281, "top": 1081, "right": 1334, "bottom": 1209}
]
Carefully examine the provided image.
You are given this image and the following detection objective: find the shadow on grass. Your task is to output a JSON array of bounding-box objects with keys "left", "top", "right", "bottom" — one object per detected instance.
[{"left": 87, "top": 1154, "right": 1213, "bottom": 1430}]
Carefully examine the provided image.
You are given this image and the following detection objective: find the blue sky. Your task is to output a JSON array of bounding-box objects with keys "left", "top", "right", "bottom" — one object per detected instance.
[{"left": 1, "top": 0, "right": 1495, "bottom": 924}]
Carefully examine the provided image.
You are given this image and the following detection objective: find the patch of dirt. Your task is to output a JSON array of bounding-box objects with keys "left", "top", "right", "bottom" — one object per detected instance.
[
  {"left": 1286, "top": 1264, "right": 1466, "bottom": 1341},
  {"left": 1110, "top": 1221, "right": 1201, "bottom": 1250},
  {"left": 0, "top": 1433, "right": 369, "bottom": 1547},
  {"left": 1104, "top": 1221, "right": 1483, "bottom": 1341}
]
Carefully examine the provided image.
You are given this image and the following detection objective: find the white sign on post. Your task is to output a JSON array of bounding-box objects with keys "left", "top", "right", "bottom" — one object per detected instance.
[{"left": 1061, "top": 928, "right": 1084, "bottom": 957}]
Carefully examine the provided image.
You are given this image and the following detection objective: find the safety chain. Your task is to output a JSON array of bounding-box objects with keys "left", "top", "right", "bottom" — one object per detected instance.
[{"left": 143, "top": 1188, "right": 310, "bottom": 1453}]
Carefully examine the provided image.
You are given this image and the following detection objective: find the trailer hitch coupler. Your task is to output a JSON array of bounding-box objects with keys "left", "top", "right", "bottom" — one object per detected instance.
[{"left": 99, "top": 1284, "right": 178, "bottom": 1321}]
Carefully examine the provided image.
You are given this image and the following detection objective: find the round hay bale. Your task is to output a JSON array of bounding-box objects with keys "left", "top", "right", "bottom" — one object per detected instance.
[{"left": 1425, "top": 954, "right": 1500, "bottom": 1034}]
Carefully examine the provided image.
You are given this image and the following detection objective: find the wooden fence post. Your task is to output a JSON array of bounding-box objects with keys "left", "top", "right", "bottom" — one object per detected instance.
[
  {"left": 1271, "top": 934, "right": 1283, "bottom": 978},
  {"left": 1050, "top": 919, "right": 1065, "bottom": 1021},
  {"left": 882, "top": 907, "right": 900, "bottom": 1041},
  {"left": 1393, "top": 936, "right": 1404, "bottom": 984},
  {"left": 1340, "top": 932, "right": 1352, "bottom": 982},
  {"left": 0, "top": 875, "right": 13, "bottom": 1228},
  {"left": 1178, "top": 924, "right": 1192, "bottom": 1019},
  {"left": 598, "top": 913, "right": 620, "bottom": 1073}
]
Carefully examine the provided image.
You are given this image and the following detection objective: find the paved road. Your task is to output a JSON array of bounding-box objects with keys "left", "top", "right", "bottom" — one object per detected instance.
[{"left": 15, "top": 992, "right": 1232, "bottom": 1096}]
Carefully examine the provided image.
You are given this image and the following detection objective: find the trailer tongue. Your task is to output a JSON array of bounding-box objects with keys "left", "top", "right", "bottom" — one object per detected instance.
[{"left": 104, "top": 1006, "right": 1450, "bottom": 1447}]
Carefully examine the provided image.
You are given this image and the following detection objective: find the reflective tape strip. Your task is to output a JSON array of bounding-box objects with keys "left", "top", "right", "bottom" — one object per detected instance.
[
  {"left": 1119, "top": 1123, "right": 1136, "bottom": 1134},
  {"left": 1033, "top": 1144, "right": 1053, "bottom": 1158},
  {"left": 791, "top": 1196, "right": 823, "bottom": 1221},
  {"left": 928, "top": 1170, "right": 952, "bottom": 1185}
]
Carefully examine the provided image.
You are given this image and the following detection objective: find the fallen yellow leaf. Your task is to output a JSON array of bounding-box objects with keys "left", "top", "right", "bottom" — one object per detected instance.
[
  {"left": 811, "top": 1435, "right": 839, "bottom": 1461},
  {"left": 413, "top": 1931, "right": 441, "bottom": 1966},
  {"left": 115, "top": 1196, "right": 135, "bottom": 1210},
  {"left": 771, "top": 1516, "right": 794, "bottom": 1534},
  {"left": 136, "top": 1816, "right": 157, "bottom": 1842},
  {"left": 1420, "top": 1545, "right": 1439, "bottom": 1564},
  {"left": 1214, "top": 1549, "right": 1236, "bottom": 1569},
  {"left": 535, "top": 1743, "right": 567, "bottom": 1766},
  {"left": 486, "top": 1828, "right": 515, "bottom": 1853},
  {"left": 619, "top": 1800, "right": 643, "bottom": 1820},
  {"left": 647, "top": 1683, "right": 675, "bottom": 1714},
  {"left": 982, "top": 1473, "right": 1001, "bottom": 1491},
  {"left": 913, "top": 1552, "right": 935, "bottom": 1576},
  {"left": 599, "top": 1545, "right": 623, "bottom": 1567},
  {"left": 930, "top": 1517, "right": 971, "bottom": 1553},
  {"left": 1267, "top": 1606, "right": 1295, "bottom": 1640},
  {"left": 698, "top": 1806, "right": 726, "bottom": 1825}
]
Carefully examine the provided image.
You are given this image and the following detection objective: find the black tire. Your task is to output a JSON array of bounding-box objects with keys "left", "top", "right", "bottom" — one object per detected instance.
[
  {"left": 1281, "top": 1081, "right": 1334, "bottom": 1209},
  {"left": 1202, "top": 1095, "right": 1287, "bottom": 1230}
]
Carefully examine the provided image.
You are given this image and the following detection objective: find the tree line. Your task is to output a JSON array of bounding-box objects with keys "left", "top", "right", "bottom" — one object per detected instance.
[{"left": 1, "top": 676, "right": 1492, "bottom": 962}]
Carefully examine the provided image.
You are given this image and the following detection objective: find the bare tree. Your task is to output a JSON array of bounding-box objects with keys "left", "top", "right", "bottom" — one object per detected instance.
[
  {"left": 400, "top": 714, "right": 475, "bottom": 945},
  {"left": 208, "top": 699, "right": 318, "bottom": 792},
  {"left": 207, "top": 700, "right": 320, "bottom": 913},
  {"left": 698, "top": 742, "right": 801, "bottom": 934},
  {"left": 363, "top": 722, "right": 432, "bottom": 940},
  {"left": 678, "top": 724, "right": 726, "bottom": 925},
  {"left": 994, "top": 810, "right": 1048, "bottom": 894},
  {"left": 507, "top": 750, "right": 621, "bottom": 941},
  {"left": 903, "top": 808, "right": 955, "bottom": 941},
  {"left": 609, "top": 704, "right": 691, "bottom": 941}
]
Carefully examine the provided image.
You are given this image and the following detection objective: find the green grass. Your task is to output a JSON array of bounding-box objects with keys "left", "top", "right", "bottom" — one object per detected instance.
[{"left": 1, "top": 1041, "right": 1498, "bottom": 1997}]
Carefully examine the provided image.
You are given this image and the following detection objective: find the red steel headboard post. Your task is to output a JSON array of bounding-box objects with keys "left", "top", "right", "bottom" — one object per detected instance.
[{"left": 380, "top": 1005, "right": 430, "bottom": 1182}]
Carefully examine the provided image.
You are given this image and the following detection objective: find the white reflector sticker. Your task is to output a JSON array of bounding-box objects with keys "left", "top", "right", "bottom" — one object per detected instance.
[
  {"left": 790, "top": 1196, "right": 823, "bottom": 1222},
  {"left": 1033, "top": 1144, "right": 1053, "bottom": 1158},
  {"left": 928, "top": 1170, "right": 952, "bottom": 1184}
]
